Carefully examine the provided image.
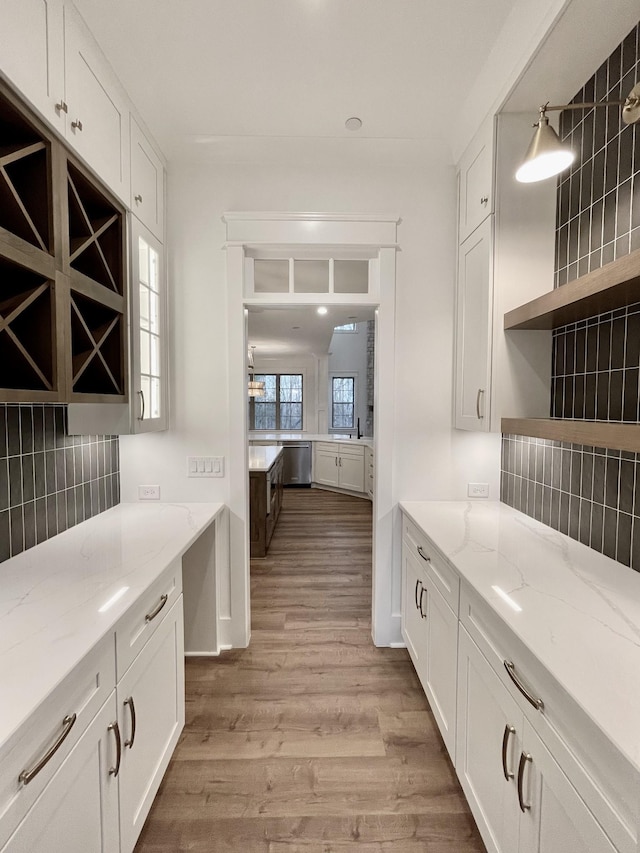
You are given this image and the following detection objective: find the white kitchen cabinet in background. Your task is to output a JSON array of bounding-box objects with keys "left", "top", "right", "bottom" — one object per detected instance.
[{"left": 313, "top": 442, "right": 366, "bottom": 494}]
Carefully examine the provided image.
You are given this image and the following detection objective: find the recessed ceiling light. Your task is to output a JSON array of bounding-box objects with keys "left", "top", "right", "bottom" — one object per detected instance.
[
  {"left": 292, "top": 325, "right": 300, "bottom": 330},
  {"left": 317, "top": 307, "right": 328, "bottom": 315},
  {"left": 347, "top": 315, "right": 357, "bottom": 319},
  {"left": 345, "top": 117, "right": 362, "bottom": 131}
]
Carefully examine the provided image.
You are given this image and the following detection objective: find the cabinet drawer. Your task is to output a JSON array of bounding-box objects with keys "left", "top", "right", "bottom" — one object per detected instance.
[
  {"left": 402, "top": 516, "right": 459, "bottom": 614},
  {"left": 314, "top": 442, "right": 336, "bottom": 453},
  {"left": 338, "top": 442, "right": 364, "bottom": 458},
  {"left": 460, "top": 583, "right": 637, "bottom": 853},
  {"left": 0, "top": 634, "right": 115, "bottom": 848},
  {"left": 115, "top": 560, "right": 182, "bottom": 679}
]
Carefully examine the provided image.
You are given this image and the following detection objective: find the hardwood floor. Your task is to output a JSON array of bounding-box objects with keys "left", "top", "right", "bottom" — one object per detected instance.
[{"left": 135, "top": 488, "right": 486, "bottom": 853}]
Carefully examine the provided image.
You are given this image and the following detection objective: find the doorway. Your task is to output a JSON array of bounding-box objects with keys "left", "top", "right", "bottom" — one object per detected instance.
[{"left": 223, "top": 212, "right": 399, "bottom": 651}]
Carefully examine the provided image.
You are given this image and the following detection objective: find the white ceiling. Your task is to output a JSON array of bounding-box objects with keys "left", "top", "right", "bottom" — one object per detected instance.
[
  {"left": 73, "top": 0, "right": 515, "bottom": 164},
  {"left": 248, "top": 305, "right": 374, "bottom": 358}
]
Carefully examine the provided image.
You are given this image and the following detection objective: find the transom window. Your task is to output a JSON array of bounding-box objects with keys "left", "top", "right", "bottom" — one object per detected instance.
[
  {"left": 331, "top": 376, "right": 355, "bottom": 429},
  {"left": 250, "top": 374, "right": 303, "bottom": 430},
  {"left": 333, "top": 322, "right": 357, "bottom": 332}
]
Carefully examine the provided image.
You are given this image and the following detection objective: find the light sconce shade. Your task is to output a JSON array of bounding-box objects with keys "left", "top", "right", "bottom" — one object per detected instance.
[
  {"left": 247, "top": 345, "right": 265, "bottom": 398},
  {"left": 517, "top": 83, "right": 640, "bottom": 184},
  {"left": 515, "top": 112, "right": 575, "bottom": 183}
]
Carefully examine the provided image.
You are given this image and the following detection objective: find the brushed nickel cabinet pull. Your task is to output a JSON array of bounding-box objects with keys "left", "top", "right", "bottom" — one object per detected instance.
[
  {"left": 124, "top": 697, "right": 136, "bottom": 748},
  {"left": 504, "top": 660, "right": 544, "bottom": 710},
  {"left": 18, "top": 713, "right": 77, "bottom": 785},
  {"left": 476, "top": 388, "right": 485, "bottom": 419},
  {"left": 134, "top": 194, "right": 143, "bottom": 204},
  {"left": 145, "top": 593, "right": 168, "bottom": 622},
  {"left": 137, "top": 389, "right": 145, "bottom": 420},
  {"left": 55, "top": 100, "right": 68, "bottom": 114},
  {"left": 517, "top": 752, "right": 533, "bottom": 812},
  {"left": 335, "top": 456, "right": 337, "bottom": 466},
  {"left": 416, "top": 545, "right": 431, "bottom": 563},
  {"left": 71, "top": 119, "right": 83, "bottom": 131},
  {"left": 502, "top": 724, "right": 516, "bottom": 781},
  {"left": 108, "top": 721, "right": 122, "bottom": 777},
  {"left": 480, "top": 196, "right": 489, "bottom": 205},
  {"left": 414, "top": 578, "right": 421, "bottom": 611},
  {"left": 419, "top": 586, "right": 427, "bottom": 619}
]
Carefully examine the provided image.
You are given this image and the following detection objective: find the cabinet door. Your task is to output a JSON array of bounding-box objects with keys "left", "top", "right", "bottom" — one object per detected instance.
[
  {"left": 314, "top": 450, "right": 339, "bottom": 486},
  {"left": 338, "top": 453, "right": 364, "bottom": 492},
  {"left": 458, "top": 118, "right": 494, "bottom": 243},
  {"left": 518, "top": 723, "right": 617, "bottom": 853},
  {"left": 130, "top": 116, "right": 165, "bottom": 241},
  {"left": 401, "top": 544, "right": 428, "bottom": 687},
  {"left": 454, "top": 216, "right": 493, "bottom": 431},
  {"left": 0, "top": 0, "right": 65, "bottom": 133},
  {"left": 422, "top": 576, "right": 458, "bottom": 759},
  {"left": 456, "top": 626, "right": 521, "bottom": 853},
  {"left": 130, "top": 217, "right": 169, "bottom": 432},
  {"left": 63, "top": 5, "right": 129, "bottom": 201},
  {"left": 117, "top": 598, "right": 184, "bottom": 853},
  {"left": 3, "top": 695, "right": 119, "bottom": 853}
]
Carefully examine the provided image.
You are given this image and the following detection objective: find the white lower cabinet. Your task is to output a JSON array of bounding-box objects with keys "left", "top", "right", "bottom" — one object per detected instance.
[
  {"left": 2, "top": 594, "right": 185, "bottom": 853},
  {"left": 401, "top": 527, "right": 458, "bottom": 758},
  {"left": 313, "top": 443, "right": 366, "bottom": 493},
  {"left": 3, "top": 694, "right": 119, "bottom": 853},
  {"left": 117, "top": 597, "right": 185, "bottom": 853},
  {"left": 457, "top": 625, "right": 617, "bottom": 853}
]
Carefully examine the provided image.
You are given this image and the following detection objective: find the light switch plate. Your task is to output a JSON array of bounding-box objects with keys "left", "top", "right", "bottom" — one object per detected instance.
[{"left": 187, "top": 456, "right": 224, "bottom": 477}]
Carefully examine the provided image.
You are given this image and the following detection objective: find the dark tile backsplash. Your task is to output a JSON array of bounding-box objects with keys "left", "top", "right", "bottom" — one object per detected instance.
[
  {"left": 0, "top": 404, "right": 120, "bottom": 563},
  {"left": 501, "top": 21, "right": 640, "bottom": 568}
]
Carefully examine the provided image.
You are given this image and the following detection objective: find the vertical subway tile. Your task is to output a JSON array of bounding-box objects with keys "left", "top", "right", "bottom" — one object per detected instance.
[{"left": 617, "top": 512, "right": 633, "bottom": 566}]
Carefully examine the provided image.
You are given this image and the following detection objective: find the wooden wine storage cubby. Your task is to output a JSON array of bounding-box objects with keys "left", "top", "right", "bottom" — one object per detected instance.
[{"left": 0, "top": 81, "right": 127, "bottom": 404}]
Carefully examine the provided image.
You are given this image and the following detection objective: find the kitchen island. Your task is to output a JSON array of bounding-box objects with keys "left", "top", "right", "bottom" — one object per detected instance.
[{"left": 249, "top": 445, "right": 284, "bottom": 557}]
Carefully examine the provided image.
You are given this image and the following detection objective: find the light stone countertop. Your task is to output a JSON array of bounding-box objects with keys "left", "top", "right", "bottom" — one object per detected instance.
[
  {"left": 400, "top": 499, "right": 640, "bottom": 774},
  {"left": 0, "top": 501, "right": 224, "bottom": 750},
  {"left": 249, "top": 432, "right": 373, "bottom": 447},
  {"left": 248, "top": 444, "right": 283, "bottom": 472}
]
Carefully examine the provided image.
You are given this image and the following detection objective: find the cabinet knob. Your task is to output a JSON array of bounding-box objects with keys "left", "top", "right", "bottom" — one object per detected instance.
[
  {"left": 134, "top": 194, "right": 143, "bottom": 204},
  {"left": 480, "top": 196, "right": 489, "bottom": 205},
  {"left": 55, "top": 100, "right": 68, "bottom": 114},
  {"left": 71, "top": 119, "right": 83, "bottom": 132}
]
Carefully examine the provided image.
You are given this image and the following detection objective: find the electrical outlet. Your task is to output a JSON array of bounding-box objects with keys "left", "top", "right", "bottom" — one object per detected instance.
[
  {"left": 138, "top": 484, "right": 160, "bottom": 500},
  {"left": 468, "top": 482, "right": 489, "bottom": 498},
  {"left": 187, "top": 456, "right": 224, "bottom": 477}
]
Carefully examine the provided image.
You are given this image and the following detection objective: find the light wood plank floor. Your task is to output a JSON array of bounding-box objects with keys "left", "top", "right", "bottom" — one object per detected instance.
[{"left": 135, "top": 488, "right": 486, "bottom": 853}]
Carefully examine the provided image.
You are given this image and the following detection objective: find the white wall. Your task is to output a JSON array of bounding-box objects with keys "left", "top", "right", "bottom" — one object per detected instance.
[
  {"left": 328, "top": 322, "right": 369, "bottom": 435},
  {"left": 119, "top": 157, "right": 501, "bottom": 646}
]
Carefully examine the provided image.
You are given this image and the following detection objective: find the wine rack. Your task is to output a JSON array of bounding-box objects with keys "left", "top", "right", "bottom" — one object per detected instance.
[{"left": 0, "top": 81, "right": 127, "bottom": 403}]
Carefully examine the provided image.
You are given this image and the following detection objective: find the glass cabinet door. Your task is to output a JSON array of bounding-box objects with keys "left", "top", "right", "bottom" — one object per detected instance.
[{"left": 131, "top": 217, "right": 168, "bottom": 431}]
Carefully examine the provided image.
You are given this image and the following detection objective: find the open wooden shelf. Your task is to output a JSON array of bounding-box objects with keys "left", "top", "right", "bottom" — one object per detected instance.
[
  {"left": 502, "top": 418, "right": 640, "bottom": 452},
  {"left": 504, "top": 248, "right": 640, "bottom": 330}
]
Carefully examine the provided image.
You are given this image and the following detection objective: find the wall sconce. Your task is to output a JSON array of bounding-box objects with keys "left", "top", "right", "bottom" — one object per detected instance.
[
  {"left": 247, "top": 345, "right": 265, "bottom": 398},
  {"left": 516, "top": 82, "right": 640, "bottom": 183}
]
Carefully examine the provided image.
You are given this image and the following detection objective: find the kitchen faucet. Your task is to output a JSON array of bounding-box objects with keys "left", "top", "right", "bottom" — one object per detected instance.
[{"left": 357, "top": 417, "right": 362, "bottom": 439}]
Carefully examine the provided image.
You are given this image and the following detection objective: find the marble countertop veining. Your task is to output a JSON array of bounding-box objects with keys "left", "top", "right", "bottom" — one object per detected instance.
[
  {"left": 248, "top": 444, "right": 284, "bottom": 471},
  {"left": 0, "top": 501, "right": 224, "bottom": 750},
  {"left": 399, "top": 500, "right": 640, "bottom": 773}
]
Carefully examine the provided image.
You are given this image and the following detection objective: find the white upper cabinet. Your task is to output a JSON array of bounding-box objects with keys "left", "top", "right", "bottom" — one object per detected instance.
[
  {"left": 130, "top": 116, "right": 165, "bottom": 241},
  {"left": 0, "top": 0, "right": 66, "bottom": 134},
  {"left": 458, "top": 118, "right": 494, "bottom": 244},
  {"left": 454, "top": 216, "right": 493, "bottom": 430},
  {"left": 63, "top": 3, "right": 130, "bottom": 201}
]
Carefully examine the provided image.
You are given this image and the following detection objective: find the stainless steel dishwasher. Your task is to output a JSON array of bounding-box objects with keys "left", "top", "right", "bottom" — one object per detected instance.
[{"left": 281, "top": 441, "right": 312, "bottom": 486}]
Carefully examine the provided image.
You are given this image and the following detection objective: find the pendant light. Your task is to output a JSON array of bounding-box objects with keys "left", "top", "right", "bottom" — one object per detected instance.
[
  {"left": 516, "top": 83, "right": 640, "bottom": 183},
  {"left": 247, "top": 346, "right": 265, "bottom": 398}
]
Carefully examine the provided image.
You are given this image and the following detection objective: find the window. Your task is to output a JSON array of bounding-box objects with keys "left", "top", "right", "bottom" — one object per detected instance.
[
  {"left": 333, "top": 322, "right": 357, "bottom": 332},
  {"left": 331, "top": 376, "right": 355, "bottom": 429},
  {"left": 250, "top": 374, "right": 303, "bottom": 430}
]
